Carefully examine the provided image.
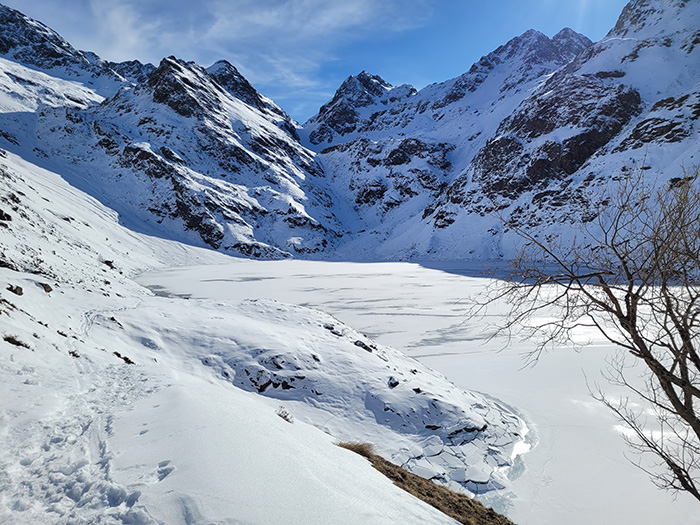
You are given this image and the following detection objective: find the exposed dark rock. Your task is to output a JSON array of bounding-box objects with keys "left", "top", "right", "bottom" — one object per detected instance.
[
  {"left": 147, "top": 57, "right": 214, "bottom": 118},
  {"left": 385, "top": 148, "right": 411, "bottom": 166},
  {"left": 353, "top": 180, "right": 387, "bottom": 206},
  {"left": 470, "top": 78, "right": 641, "bottom": 198},
  {"left": 106, "top": 59, "right": 156, "bottom": 84},
  {"left": 618, "top": 117, "right": 690, "bottom": 149},
  {"left": 307, "top": 71, "right": 416, "bottom": 144},
  {"left": 354, "top": 340, "right": 373, "bottom": 352}
]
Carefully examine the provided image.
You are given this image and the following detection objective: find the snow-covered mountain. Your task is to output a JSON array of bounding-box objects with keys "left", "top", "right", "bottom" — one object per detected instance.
[
  {"left": 0, "top": 2, "right": 344, "bottom": 260},
  {"left": 1, "top": 1, "right": 697, "bottom": 262},
  {"left": 303, "top": 0, "right": 699, "bottom": 260},
  {"left": 35, "top": 55, "right": 343, "bottom": 259},
  {"left": 1, "top": 0, "right": 698, "bottom": 521},
  {"left": 301, "top": 27, "right": 594, "bottom": 258}
]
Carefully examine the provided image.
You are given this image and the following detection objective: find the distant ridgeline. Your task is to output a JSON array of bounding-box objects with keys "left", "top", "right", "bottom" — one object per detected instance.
[{"left": 0, "top": 0, "right": 698, "bottom": 261}]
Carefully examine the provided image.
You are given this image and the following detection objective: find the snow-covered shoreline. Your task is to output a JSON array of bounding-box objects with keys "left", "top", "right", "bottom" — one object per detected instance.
[{"left": 137, "top": 259, "right": 700, "bottom": 524}]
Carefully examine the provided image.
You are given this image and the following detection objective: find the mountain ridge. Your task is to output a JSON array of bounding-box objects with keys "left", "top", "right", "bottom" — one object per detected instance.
[{"left": 0, "top": 0, "right": 698, "bottom": 262}]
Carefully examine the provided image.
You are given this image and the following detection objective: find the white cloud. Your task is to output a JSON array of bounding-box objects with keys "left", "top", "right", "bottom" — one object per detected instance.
[
  {"left": 194, "top": 0, "right": 433, "bottom": 87},
  {"left": 3, "top": 0, "right": 435, "bottom": 119},
  {"left": 86, "top": 0, "right": 161, "bottom": 62}
]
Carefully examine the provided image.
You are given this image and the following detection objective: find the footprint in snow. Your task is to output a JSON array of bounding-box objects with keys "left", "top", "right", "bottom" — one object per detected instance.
[{"left": 157, "top": 460, "right": 174, "bottom": 481}]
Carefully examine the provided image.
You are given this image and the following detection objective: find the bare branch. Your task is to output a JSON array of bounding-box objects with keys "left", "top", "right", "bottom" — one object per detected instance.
[{"left": 480, "top": 165, "right": 700, "bottom": 503}]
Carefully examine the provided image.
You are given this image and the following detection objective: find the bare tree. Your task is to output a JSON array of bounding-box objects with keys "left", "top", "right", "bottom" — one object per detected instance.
[{"left": 488, "top": 166, "right": 700, "bottom": 502}]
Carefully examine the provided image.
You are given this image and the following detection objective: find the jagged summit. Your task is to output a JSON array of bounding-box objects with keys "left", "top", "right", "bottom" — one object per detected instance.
[
  {"left": 551, "top": 27, "right": 593, "bottom": 60},
  {"left": 29, "top": 49, "right": 341, "bottom": 259},
  {"left": 304, "top": 70, "right": 416, "bottom": 144},
  {"left": 454, "top": 27, "right": 591, "bottom": 96},
  {"left": 335, "top": 71, "right": 396, "bottom": 102},
  {"left": 145, "top": 56, "right": 219, "bottom": 118},
  {"left": 207, "top": 59, "right": 266, "bottom": 110},
  {"left": 0, "top": 3, "right": 88, "bottom": 70},
  {"left": 479, "top": 28, "right": 590, "bottom": 67},
  {"left": 206, "top": 59, "right": 299, "bottom": 138},
  {"left": 303, "top": 27, "right": 591, "bottom": 148}
]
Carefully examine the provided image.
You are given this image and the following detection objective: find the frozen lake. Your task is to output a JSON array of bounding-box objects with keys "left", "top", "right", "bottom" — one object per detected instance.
[{"left": 138, "top": 259, "right": 696, "bottom": 525}]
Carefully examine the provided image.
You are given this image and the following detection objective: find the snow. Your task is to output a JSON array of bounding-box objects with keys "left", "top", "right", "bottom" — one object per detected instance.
[
  {"left": 0, "top": 151, "right": 459, "bottom": 524},
  {"left": 2, "top": 1, "right": 700, "bottom": 523},
  {"left": 137, "top": 259, "right": 699, "bottom": 524},
  {"left": 5, "top": 141, "right": 692, "bottom": 524},
  {"left": 110, "top": 371, "right": 456, "bottom": 525}
]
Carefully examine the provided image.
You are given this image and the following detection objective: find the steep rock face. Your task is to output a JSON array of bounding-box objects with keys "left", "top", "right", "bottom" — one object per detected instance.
[
  {"left": 319, "top": 137, "right": 454, "bottom": 232},
  {"left": 609, "top": 0, "right": 691, "bottom": 38},
  {"left": 34, "top": 56, "right": 342, "bottom": 258},
  {"left": 467, "top": 74, "right": 642, "bottom": 201},
  {"left": 418, "top": 0, "right": 700, "bottom": 254}
]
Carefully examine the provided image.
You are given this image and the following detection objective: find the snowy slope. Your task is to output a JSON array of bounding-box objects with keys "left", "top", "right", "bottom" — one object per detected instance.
[
  {"left": 0, "top": 148, "right": 522, "bottom": 522},
  {"left": 0, "top": 272, "right": 457, "bottom": 524}
]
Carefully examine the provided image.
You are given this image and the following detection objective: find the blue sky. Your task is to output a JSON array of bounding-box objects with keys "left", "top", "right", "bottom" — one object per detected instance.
[{"left": 5, "top": 0, "right": 629, "bottom": 122}]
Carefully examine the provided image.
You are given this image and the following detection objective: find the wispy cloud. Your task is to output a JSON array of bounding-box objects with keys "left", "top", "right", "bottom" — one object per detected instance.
[
  {"left": 3, "top": 0, "right": 433, "bottom": 119},
  {"left": 39, "top": 0, "right": 433, "bottom": 83},
  {"left": 85, "top": 0, "right": 161, "bottom": 62}
]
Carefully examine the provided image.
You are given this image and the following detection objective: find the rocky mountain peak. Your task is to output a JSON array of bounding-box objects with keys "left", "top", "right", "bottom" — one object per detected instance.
[
  {"left": 322, "top": 70, "right": 411, "bottom": 113},
  {"left": 304, "top": 71, "right": 416, "bottom": 144},
  {"left": 488, "top": 27, "right": 590, "bottom": 68},
  {"left": 206, "top": 59, "right": 297, "bottom": 136},
  {"left": 431, "top": 27, "right": 590, "bottom": 110},
  {"left": 552, "top": 27, "right": 593, "bottom": 60},
  {"left": 146, "top": 56, "right": 218, "bottom": 118},
  {"left": 207, "top": 60, "right": 265, "bottom": 110},
  {"left": 338, "top": 70, "right": 394, "bottom": 102},
  {"left": 458, "top": 27, "right": 588, "bottom": 86}
]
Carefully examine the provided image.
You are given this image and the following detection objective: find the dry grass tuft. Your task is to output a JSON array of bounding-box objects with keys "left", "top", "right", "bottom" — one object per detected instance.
[
  {"left": 338, "top": 441, "right": 374, "bottom": 458},
  {"left": 338, "top": 442, "right": 514, "bottom": 525}
]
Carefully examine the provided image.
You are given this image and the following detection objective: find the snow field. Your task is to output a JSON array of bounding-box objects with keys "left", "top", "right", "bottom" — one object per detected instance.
[
  {"left": 0, "top": 150, "right": 481, "bottom": 524},
  {"left": 138, "top": 259, "right": 700, "bottom": 524}
]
